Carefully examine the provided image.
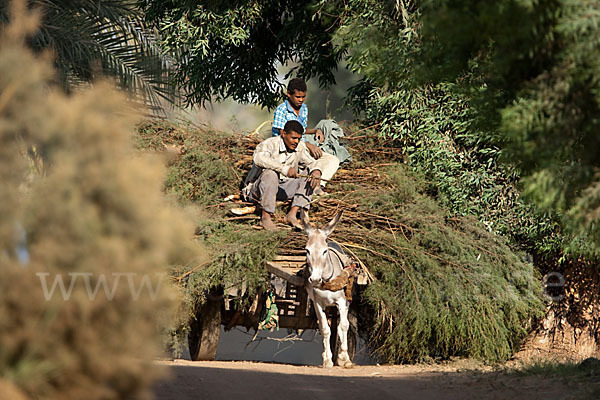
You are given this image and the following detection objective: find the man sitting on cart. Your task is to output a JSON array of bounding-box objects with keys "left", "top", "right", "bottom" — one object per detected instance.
[{"left": 245, "top": 120, "right": 323, "bottom": 231}]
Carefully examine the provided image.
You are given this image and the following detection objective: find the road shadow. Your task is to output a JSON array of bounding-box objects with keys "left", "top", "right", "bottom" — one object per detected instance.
[{"left": 151, "top": 361, "right": 579, "bottom": 400}]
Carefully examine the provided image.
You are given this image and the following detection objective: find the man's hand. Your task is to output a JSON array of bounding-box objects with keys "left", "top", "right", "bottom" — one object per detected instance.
[
  {"left": 306, "top": 142, "right": 323, "bottom": 159},
  {"left": 287, "top": 167, "right": 298, "bottom": 178},
  {"left": 309, "top": 170, "right": 322, "bottom": 190}
]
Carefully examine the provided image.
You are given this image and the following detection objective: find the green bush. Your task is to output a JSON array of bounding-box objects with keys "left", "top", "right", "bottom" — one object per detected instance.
[{"left": 0, "top": 5, "right": 196, "bottom": 398}]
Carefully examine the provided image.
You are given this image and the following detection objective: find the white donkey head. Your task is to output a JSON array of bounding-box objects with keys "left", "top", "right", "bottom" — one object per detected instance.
[{"left": 300, "top": 210, "right": 343, "bottom": 287}]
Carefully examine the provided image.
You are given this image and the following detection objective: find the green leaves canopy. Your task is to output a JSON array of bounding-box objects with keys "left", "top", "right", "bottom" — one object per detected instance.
[
  {"left": 141, "top": 0, "right": 343, "bottom": 108},
  {"left": 142, "top": 0, "right": 600, "bottom": 253},
  {"left": 417, "top": 0, "right": 600, "bottom": 255}
]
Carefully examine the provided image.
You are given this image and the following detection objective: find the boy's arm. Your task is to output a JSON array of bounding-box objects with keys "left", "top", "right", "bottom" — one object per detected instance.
[
  {"left": 303, "top": 105, "right": 324, "bottom": 142},
  {"left": 304, "top": 128, "right": 324, "bottom": 143}
]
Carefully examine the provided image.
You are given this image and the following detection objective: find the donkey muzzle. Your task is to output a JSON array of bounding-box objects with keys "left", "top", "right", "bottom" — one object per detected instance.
[{"left": 307, "top": 276, "right": 323, "bottom": 286}]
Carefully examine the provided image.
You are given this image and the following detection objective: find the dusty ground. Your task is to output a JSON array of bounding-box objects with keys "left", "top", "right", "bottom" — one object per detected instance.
[{"left": 152, "top": 359, "right": 592, "bottom": 400}]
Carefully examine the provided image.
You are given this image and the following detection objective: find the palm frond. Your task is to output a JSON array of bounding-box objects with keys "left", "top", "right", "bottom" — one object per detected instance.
[{"left": 3, "top": 0, "right": 180, "bottom": 114}]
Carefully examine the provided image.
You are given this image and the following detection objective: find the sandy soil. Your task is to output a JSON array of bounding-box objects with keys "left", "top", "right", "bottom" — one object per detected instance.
[{"left": 152, "top": 359, "right": 588, "bottom": 400}]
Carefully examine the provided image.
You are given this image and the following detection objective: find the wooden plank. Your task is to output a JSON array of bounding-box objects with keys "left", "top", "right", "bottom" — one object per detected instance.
[
  {"left": 268, "top": 263, "right": 304, "bottom": 271},
  {"left": 278, "top": 249, "right": 306, "bottom": 255},
  {"left": 271, "top": 262, "right": 304, "bottom": 269},
  {"left": 272, "top": 255, "right": 306, "bottom": 262},
  {"left": 270, "top": 268, "right": 304, "bottom": 278},
  {"left": 278, "top": 315, "right": 318, "bottom": 330},
  {"left": 271, "top": 259, "right": 304, "bottom": 266},
  {"left": 274, "top": 299, "right": 300, "bottom": 305},
  {"left": 268, "top": 260, "right": 305, "bottom": 270},
  {"left": 266, "top": 262, "right": 305, "bottom": 287},
  {"left": 295, "top": 286, "right": 309, "bottom": 319}
]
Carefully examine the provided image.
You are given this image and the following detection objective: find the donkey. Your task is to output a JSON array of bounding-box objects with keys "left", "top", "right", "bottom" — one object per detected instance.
[{"left": 300, "top": 209, "right": 353, "bottom": 368}]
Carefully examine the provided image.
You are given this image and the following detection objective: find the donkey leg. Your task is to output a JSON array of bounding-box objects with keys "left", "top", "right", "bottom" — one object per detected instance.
[
  {"left": 335, "top": 298, "right": 353, "bottom": 368},
  {"left": 314, "top": 301, "right": 333, "bottom": 368}
]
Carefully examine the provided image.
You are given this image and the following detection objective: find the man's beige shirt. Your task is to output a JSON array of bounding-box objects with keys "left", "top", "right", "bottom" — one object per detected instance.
[{"left": 253, "top": 136, "right": 323, "bottom": 180}]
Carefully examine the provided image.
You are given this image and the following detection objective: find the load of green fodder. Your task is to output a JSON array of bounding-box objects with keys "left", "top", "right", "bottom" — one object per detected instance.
[
  {"left": 136, "top": 117, "right": 545, "bottom": 363},
  {"left": 0, "top": 3, "right": 200, "bottom": 399},
  {"left": 310, "top": 168, "right": 545, "bottom": 362}
]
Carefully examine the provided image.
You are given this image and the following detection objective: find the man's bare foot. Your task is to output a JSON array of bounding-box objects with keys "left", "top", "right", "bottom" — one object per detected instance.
[
  {"left": 261, "top": 212, "right": 277, "bottom": 231},
  {"left": 285, "top": 214, "right": 303, "bottom": 230}
]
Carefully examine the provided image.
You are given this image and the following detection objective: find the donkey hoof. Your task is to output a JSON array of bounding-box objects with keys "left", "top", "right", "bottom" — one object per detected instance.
[
  {"left": 323, "top": 359, "right": 334, "bottom": 369},
  {"left": 337, "top": 353, "right": 352, "bottom": 368},
  {"left": 336, "top": 358, "right": 353, "bottom": 368}
]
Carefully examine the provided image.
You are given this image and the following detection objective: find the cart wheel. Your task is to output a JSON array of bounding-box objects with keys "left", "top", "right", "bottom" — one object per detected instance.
[
  {"left": 331, "top": 308, "right": 358, "bottom": 362},
  {"left": 188, "top": 298, "right": 221, "bottom": 361}
]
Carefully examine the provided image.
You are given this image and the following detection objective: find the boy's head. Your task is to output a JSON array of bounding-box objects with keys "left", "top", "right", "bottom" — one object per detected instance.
[
  {"left": 281, "top": 120, "right": 304, "bottom": 151},
  {"left": 286, "top": 78, "right": 307, "bottom": 110},
  {"left": 287, "top": 78, "right": 307, "bottom": 94}
]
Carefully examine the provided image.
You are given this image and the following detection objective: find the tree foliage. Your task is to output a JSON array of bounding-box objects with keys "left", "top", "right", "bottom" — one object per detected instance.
[
  {"left": 323, "top": 1, "right": 562, "bottom": 259},
  {"left": 136, "top": 120, "right": 286, "bottom": 351},
  {"left": 335, "top": 166, "right": 544, "bottom": 363},
  {"left": 146, "top": 0, "right": 600, "bottom": 255},
  {"left": 141, "top": 0, "right": 343, "bottom": 108},
  {"left": 0, "top": 0, "right": 177, "bottom": 112},
  {"left": 415, "top": 0, "right": 600, "bottom": 254}
]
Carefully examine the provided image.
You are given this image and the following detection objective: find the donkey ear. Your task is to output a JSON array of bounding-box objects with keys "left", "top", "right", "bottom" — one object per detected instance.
[
  {"left": 322, "top": 210, "right": 343, "bottom": 236},
  {"left": 300, "top": 209, "right": 314, "bottom": 234}
]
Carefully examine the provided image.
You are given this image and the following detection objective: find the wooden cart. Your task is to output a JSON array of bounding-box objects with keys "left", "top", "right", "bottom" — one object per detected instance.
[{"left": 188, "top": 253, "right": 369, "bottom": 362}]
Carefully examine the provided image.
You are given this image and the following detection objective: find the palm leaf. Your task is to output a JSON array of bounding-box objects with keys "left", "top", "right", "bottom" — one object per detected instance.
[{"left": 2, "top": 0, "right": 179, "bottom": 114}]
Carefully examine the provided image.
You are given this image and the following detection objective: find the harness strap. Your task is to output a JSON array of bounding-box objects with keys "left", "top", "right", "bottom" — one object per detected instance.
[
  {"left": 326, "top": 248, "right": 346, "bottom": 283},
  {"left": 323, "top": 252, "right": 336, "bottom": 282},
  {"left": 319, "top": 263, "right": 358, "bottom": 300}
]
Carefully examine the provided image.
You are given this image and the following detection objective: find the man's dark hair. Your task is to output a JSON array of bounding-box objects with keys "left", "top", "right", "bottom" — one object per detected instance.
[
  {"left": 284, "top": 120, "right": 304, "bottom": 135},
  {"left": 287, "top": 78, "right": 307, "bottom": 94}
]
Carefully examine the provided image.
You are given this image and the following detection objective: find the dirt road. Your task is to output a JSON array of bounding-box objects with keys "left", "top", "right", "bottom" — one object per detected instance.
[{"left": 152, "top": 359, "right": 583, "bottom": 400}]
